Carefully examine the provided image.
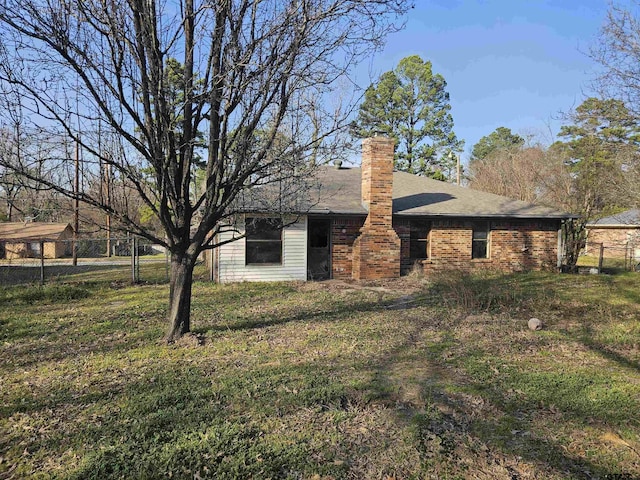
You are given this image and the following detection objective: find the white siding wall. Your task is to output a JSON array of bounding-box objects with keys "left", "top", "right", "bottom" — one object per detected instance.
[{"left": 217, "top": 216, "right": 307, "bottom": 283}]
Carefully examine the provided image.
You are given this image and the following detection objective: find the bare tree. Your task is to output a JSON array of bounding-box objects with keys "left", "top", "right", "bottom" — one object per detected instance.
[
  {"left": 0, "top": 0, "right": 409, "bottom": 341},
  {"left": 0, "top": 88, "right": 27, "bottom": 221},
  {"left": 468, "top": 146, "right": 554, "bottom": 204},
  {"left": 0, "top": 129, "right": 22, "bottom": 221},
  {"left": 591, "top": 2, "right": 640, "bottom": 116},
  {"left": 590, "top": 3, "right": 640, "bottom": 206},
  {"left": 0, "top": 125, "right": 68, "bottom": 222}
]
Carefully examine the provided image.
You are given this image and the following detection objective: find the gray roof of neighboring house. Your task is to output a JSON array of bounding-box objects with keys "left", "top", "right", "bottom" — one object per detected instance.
[
  {"left": 0, "top": 222, "right": 73, "bottom": 241},
  {"left": 309, "top": 166, "right": 572, "bottom": 219},
  {"left": 588, "top": 209, "right": 640, "bottom": 226}
]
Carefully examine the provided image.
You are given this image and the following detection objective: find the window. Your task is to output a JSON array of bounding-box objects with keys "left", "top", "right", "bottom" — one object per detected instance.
[
  {"left": 410, "top": 220, "right": 431, "bottom": 260},
  {"left": 472, "top": 222, "right": 490, "bottom": 259},
  {"left": 27, "top": 242, "right": 41, "bottom": 257},
  {"left": 245, "top": 217, "right": 283, "bottom": 264}
]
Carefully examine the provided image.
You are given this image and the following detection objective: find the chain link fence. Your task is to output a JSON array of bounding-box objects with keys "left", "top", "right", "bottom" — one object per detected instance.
[
  {"left": 0, "top": 237, "right": 173, "bottom": 286},
  {"left": 579, "top": 242, "right": 640, "bottom": 274}
]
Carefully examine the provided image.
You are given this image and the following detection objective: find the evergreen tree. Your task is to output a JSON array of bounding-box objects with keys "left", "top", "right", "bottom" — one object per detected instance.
[
  {"left": 470, "top": 127, "right": 525, "bottom": 163},
  {"left": 352, "top": 55, "right": 463, "bottom": 179}
]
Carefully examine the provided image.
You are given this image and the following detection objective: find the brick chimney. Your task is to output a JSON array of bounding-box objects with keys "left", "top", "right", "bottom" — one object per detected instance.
[{"left": 352, "top": 136, "right": 401, "bottom": 280}]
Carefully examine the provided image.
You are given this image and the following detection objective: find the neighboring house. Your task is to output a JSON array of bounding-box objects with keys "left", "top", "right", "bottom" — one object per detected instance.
[
  {"left": 585, "top": 209, "right": 640, "bottom": 259},
  {"left": 0, "top": 222, "right": 74, "bottom": 260},
  {"left": 214, "top": 136, "right": 572, "bottom": 283}
]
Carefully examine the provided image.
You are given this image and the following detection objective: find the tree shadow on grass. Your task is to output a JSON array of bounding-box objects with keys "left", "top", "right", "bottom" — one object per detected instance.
[
  {"left": 2, "top": 323, "right": 164, "bottom": 371},
  {"left": 2, "top": 289, "right": 397, "bottom": 419},
  {"left": 357, "top": 310, "right": 640, "bottom": 479},
  {"left": 578, "top": 334, "right": 640, "bottom": 374},
  {"left": 4, "top": 362, "right": 354, "bottom": 479},
  {"left": 1, "top": 289, "right": 169, "bottom": 371},
  {"left": 4, "top": 286, "right": 392, "bottom": 412},
  {"left": 558, "top": 306, "right": 640, "bottom": 375},
  {"left": 193, "top": 296, "right": 391, "bottom": 335}
]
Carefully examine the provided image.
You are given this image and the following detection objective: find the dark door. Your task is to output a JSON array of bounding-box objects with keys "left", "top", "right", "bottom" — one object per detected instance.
[{"left": 307, "top": 219, "right": 331, "bottom": 280}]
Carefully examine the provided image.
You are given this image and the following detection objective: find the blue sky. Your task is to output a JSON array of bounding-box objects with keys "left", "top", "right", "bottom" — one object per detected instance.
[{"left": 356, "top": 0, "right": 609, "bottom": 162}]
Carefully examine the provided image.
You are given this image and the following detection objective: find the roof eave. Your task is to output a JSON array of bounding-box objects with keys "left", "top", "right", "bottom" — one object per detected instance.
[
  {"left": 393, "top": 212, "right": 576, "bottom": 220},
  {"left": 587, "top": 223, "right": 640, "bottom": 228},
  {"left": 235, "top": 209, "right": 575, "bottom": 220}
]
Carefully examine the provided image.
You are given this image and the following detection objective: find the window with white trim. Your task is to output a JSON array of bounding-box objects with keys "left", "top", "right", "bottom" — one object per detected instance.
[{"left": 245, "top": 217, "right": 283, "bottom": 265}]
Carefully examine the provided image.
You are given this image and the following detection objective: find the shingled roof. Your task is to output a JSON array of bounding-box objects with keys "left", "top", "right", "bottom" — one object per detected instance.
[
  {"left": 589, "top": 209, "right": 640, "bottom": 226},
  {"left": 310, "top": 166, "right": 571, "bottom": 219},
  {"left": 0, "top": 222, "right": 73, "bottom": 242}
]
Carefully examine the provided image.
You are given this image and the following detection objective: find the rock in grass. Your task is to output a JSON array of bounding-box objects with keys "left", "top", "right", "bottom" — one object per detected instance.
[{"left": 528, "top": 318, "right": 544, "bottom": 331}]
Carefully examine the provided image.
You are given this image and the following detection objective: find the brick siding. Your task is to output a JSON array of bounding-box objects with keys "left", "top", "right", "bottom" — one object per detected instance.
[
  {"left": 331, "top": 217, "right": 365, "bottom": 280},
  {"left": 419, "top": 219, "right": 559, "bottom": 273},
  {"left": 331, "top": 217, "right": 559, "bottom": 278},
  {"left": 586, "top": 227, "right": 640, "bottom": 258}
]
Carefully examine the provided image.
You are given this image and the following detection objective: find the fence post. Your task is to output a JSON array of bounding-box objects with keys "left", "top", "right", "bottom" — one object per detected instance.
[
  {"left": 209, "top": 248, "right": 218, "bottom": 282},
  {"left": 598, "top": 243, "right": 604, "bottom": 273},
  {"left": 39, "top": 240, "right": 45, "bottom": 286},
  {"left": 131, "top": 236, "right": 138, "bottom": 283},
  {"left": 625, "top": 242, "right": 629, "bottom": 271},
  {"left": 166, "top": 248, "right": 169, "bottom": 282},
  {"left": 209, "top": 248, "right": 216, "bottom": 282}
]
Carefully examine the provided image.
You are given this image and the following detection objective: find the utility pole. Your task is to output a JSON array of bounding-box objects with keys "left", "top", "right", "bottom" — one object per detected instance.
[
  {"left": 449, "top": 151, "right": 461, "bottom": 186},
  {"left": 97, "top": 120, "right": 113, "bottom": 258}
]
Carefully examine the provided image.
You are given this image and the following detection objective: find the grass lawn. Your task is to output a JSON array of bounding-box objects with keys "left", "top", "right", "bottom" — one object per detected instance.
[{"left": 1, "top": 271, "right": 639, "bottom": 479}]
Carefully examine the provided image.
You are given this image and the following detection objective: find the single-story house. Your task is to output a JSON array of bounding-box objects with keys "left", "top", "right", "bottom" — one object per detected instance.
[
  {"left": 213, "top": 136, "right": 572, "bottom": 283},
  {"left": 585, "top": 209, "right": 640, "bottom": 259},
  {"left": 0, "top": 222, "right": 74, "bottom": 259}
]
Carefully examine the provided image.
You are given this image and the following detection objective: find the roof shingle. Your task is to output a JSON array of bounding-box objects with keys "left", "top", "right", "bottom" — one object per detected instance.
[
  {"left": 589, "top": 209, "right": 640, "bottom": 226},
  {"left": 310, "top": 166, "right": 571, "bottom": 219}
]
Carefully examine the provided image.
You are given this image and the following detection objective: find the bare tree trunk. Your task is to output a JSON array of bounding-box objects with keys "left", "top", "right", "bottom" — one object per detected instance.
[
  {"left": 166, "top": 251, "right": 197, "bottom": 342},
  {"left": 562, "top": 219, "right": 587, "bottom": 272}
]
